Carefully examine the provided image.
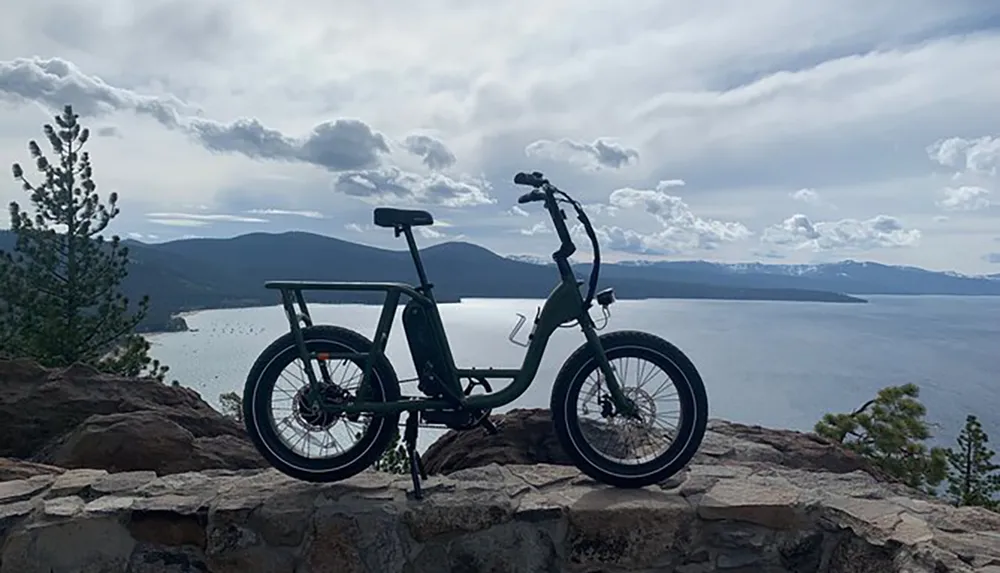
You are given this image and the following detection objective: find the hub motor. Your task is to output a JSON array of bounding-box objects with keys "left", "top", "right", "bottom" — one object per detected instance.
[{"left": 293, "top": 385, "right": 350, "bottom": 430}]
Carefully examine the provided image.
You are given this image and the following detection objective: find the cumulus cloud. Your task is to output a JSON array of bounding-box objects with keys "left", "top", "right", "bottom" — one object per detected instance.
[
  {"left": 761, "top": 214, "right": 920, "bottom": 251},
  {"left": 0, "top": 57, "right": 186, "bottom": 126},
  {"left": 928, "top": 136, "right": 1000, "bottom": 174},
  {"left": 332, "top": 167, "right": 495, "bottom": 207},
  {"left": 188, "top": 117, "right": 390, "bottom": 172},
  {"left": 525, "top": 138, "right": 639, "bottom": 171},
  {"left": 585, "top": 180, "right": 751, "bottom": 255},
  {"left": 0, "top": 56, "right": 413, "bottom": 173},
  {"left": 936, "top": 185, "right": 992, "bottom": 211},
  {"left": 402, "top": 134, "right": 457, "bottom": 170},
  {"left": 790, "top": 188, "right": 821, "bottom": 204}
]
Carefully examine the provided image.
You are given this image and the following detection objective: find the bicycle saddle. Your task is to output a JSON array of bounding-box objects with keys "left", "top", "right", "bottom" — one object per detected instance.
[{"left": 373, "top": 208, "right": 434, "bottom": 228}]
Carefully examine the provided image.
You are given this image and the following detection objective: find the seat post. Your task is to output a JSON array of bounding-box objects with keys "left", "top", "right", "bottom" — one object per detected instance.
[{"left": 399, "top": 225, "right": 432, "bottom": 292}]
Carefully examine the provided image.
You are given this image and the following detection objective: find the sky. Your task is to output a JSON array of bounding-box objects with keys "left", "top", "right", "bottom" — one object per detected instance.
[{"left": 1, "top": 1, "right": 1000, "bottom": 274}]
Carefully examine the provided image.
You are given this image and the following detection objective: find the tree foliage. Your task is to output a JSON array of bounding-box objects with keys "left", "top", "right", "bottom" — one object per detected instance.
[
  {"left": 371, "top": 429, "right": 409, "bottom": 475},
  {"left": 945, "top": 415, "right": 1000, "bottom": 510},
  {"left": 815, "top": 383, "right": 947, "bottom": 493},
  {"left": 218, "top": 391, "right": 244, "bottom": 424},
  {"left": 0, "top": 105, "right": 167, "bottom": 380}
]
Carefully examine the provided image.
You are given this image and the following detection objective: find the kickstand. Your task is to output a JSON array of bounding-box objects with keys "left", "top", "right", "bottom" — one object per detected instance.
[{"left": 404, "top": 411, "right": 428, "bottom": 500}]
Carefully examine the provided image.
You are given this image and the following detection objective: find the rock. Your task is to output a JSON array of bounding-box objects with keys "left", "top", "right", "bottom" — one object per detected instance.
[
  {"left": 422, "top": 408, "right": 890, "bottom": 482},
  {"left": 0, "top": 359, "right": 265, "bottom": 474},
  {"left": 0, "top": 462, "right": 996, "bottom": 572},
  {"left": 36, "top": 411, "right": 266, "bottom": 474},
  {"left": 0, "top": 458, "right": 64, "bottom": 481},
  {"left": 703, "top": 419, "right": 893, "bottom": 479},
  {"left": 422, "top": 409, "right": 574, "bottom": 473}
]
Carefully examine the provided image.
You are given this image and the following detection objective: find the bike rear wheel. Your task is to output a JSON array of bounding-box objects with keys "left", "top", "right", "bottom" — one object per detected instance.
[
  {"left": 242, "top": 325, "right": 401, "bottom": 483},
  {"left": 551, "top": 330, "right": 708, "bottom": 488}
]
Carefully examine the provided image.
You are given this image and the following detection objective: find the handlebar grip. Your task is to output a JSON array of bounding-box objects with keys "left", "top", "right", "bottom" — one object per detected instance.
[
  {"left": 514, "top": 171, "right": 546, "bottom": 188},
  {"left": 517, "top": 190, "right": 544, "bottom": 204}
]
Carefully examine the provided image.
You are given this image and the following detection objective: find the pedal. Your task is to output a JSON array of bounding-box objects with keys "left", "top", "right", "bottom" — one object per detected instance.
[{"left": 480, "top": 417, "right": 500, "bottom": 436}]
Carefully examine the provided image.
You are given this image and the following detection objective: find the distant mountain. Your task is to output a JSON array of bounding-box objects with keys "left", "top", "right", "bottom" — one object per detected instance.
[
  {"left": 1, "top": 230, "right": 871, "bottom": 332},
  {"left": 509, "top": 254, "right": 1000, "bottom": 296},
  {"left": 589, "top": 259, "right": 1000, "bottom": 296}
]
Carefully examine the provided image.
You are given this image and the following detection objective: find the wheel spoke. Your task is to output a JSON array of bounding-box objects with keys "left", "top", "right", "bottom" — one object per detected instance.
[
  {"left": 268, "top": 353, "right": 373, "bottom": 460},
  {"left": 575, "top": 352, "right": 684, "bottom": 466}
]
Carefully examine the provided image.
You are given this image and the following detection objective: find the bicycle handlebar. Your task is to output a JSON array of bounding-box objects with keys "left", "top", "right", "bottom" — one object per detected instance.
[
  {"left": 512, "top": 171, "right": 602, "bottom": 310},
  {"left": 514, "top": 171, "right": 547, "bottom": 188},
  {"left": 517, "top": 190, "right": 545, "bottom": 204}
]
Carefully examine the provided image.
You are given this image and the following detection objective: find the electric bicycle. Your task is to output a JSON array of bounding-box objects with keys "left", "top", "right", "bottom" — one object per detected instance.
[{"left": 241, "top": 171, "right": 709, "bottom": 498}]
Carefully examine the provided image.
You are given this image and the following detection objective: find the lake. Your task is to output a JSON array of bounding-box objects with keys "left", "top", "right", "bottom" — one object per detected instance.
[{"left": 147, "top": 295, "right": 1000, "bottom": 451}]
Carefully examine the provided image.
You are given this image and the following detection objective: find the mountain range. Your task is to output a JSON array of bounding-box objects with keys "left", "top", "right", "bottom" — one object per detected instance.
[{"left": 1, "top": 230, "right": 998, "bottom": 333}]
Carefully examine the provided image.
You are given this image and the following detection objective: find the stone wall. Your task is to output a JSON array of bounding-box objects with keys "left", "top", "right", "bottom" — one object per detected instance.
[{"left": 1, "top": 460, "right": 998, "bottom": 572}]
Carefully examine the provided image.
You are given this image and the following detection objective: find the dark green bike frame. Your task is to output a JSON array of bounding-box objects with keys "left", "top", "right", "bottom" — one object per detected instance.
[{"left": 266, "top": 195, "right": 635, "bottom": 418}]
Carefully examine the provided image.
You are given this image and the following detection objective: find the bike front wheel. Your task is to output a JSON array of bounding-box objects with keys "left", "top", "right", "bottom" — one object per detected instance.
[{"left": 551, "top": 330, "right": 708, "bottom": 488}]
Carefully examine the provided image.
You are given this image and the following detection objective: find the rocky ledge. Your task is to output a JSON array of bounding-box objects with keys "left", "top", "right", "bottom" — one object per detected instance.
[{"left": 1, "top": 460, "right": 999, "bottom": 573}]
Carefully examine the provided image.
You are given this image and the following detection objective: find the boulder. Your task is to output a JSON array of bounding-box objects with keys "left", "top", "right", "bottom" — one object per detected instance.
[
  {"left": 34, "top": 411, "right": 267, "bottom": 474},
  {"left": 0, "top": 461, "right": 997, "bottom": 572},
  {"left": 0, "top": 359, "right": 265, "bottom": 474},
  {"left": 422, "top": 408, "right": 891, "bottom": 481}
]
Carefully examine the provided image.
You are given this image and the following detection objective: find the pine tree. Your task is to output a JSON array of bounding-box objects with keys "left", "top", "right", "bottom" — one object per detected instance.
[
  {"left": 0, "top": 105, "right": 168, "bottom": 380},
  {"left": 815, "top": 383, "right": 947, "bottom": 493},
  {"left": 946, "top": 415, "right": 1000, "bottom": 510}
]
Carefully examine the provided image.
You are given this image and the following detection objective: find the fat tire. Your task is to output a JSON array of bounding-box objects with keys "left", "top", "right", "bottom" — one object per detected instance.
[
  {"left": 551, "top": 329, "right": 708, "bottom": 488},
  {"left": 242, "top": 325, "right": 401, "bottom": 483}
]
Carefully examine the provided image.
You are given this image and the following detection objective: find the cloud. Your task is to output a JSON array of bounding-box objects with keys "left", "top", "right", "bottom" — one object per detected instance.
[
  {"left": 188, "top": 117, "right": 390, "bottom": 172},
  {"left": 96, "top": 125, "right": 120, "bottom": 138},
  {"left": 761, "top": 213, "right": 920, "bottom": 251},
  {"left": 588, "top": 180, "right": 752, "bottom": 254},
  {"left": 936, "top": 185, "right": 992, "bottom": 211},
  {"left": 506, "top": 205, "right": 529, "bottom": 217},
  {"left": 525, "top": 138, "right": 639, "bottom": 171},
  {"left": 0, "top": 57, "right": 397, "bottom": 173},
  {"left": 402, "top": 134, "right": 457, "bottom": 170},
  {"left": 5, "top": 5, "right": 1000, "bottom": 273},
  {"left": 126, "top": 232, "right": 159, "bottom": 241},
  {"left": 983, "top": 252, "right": 1000, "bottom": 264},
  {"left": 144, "top": 212, "right": 269, "bottom": 227},
  {"left": 519, "top": 222, "right": 551, "bottom": 236},
  {"left": 789, "top": 188, "right": 821, "bottom": 204},
  {"left": 332, "top": 167, "right": 495, "bottom": 207},
  {"left": 928, "top": 136, "right": 1000, "bottom": 175},
  {"left": 245, "top": 209, "right": 326, "bottom": 219},
  {"left": 0, "top": 57, "right": 186, "bottom": 126},
  {"left": 344, "top": 222, "right": 376, "bottom": 233}
]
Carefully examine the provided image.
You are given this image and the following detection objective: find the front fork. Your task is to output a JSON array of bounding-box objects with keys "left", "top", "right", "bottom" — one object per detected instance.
[{"left": 581, "top": 321, "right": 639, "bottom": 419}]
